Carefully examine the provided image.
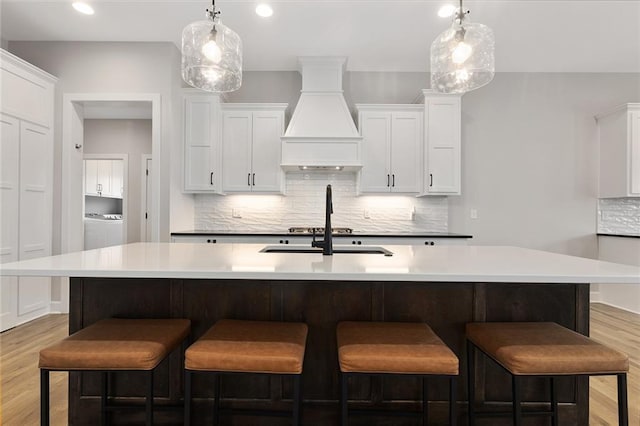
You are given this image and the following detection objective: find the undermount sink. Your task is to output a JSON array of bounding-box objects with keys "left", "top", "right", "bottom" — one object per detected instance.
[{"left": 260, "top": 245, "right": 393, "bottom": 256}]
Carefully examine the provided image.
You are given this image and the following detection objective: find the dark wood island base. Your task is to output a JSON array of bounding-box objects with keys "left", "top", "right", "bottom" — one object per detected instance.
[{"left": 68, "top": 278, "right": 589, "bottom": 425}]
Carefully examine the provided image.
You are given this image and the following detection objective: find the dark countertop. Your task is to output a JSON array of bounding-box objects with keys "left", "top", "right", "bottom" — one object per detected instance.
[
  {"left": 171, "top": 231, "right": 473, "bottom": 238},
  {"left": 597, "top": 233, "right": 640, "bottom": 239}
]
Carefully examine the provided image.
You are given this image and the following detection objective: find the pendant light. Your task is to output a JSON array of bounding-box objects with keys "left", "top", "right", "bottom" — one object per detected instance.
[
  {"left": 182, "top": 0, "right": 242, "bottom": 92},
  {"left": 430, "top": 0, "right": 494, "bottom": 94}
]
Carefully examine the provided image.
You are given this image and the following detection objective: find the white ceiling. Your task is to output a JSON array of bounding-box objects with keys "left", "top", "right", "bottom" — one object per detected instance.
[{"left": 2, "top": 0, "right": 639, "bottom": 72}]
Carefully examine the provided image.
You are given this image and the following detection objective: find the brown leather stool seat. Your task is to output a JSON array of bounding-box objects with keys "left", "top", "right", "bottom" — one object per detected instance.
[
  {"left": 184, "top": 319, "right": 308, "bottom": 425},
  {"left": 337, "top": 321, "right": 459, "bottom": 426},
  {"left": 466, "top": 322, "right": 629, "bottom": 426},
  {"left": 39, "top": 318, "right": 191, "bottom": 426}
]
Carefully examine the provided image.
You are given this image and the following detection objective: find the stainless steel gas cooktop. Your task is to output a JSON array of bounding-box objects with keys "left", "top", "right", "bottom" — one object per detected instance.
[{"left": 288, "top": 227, "right": 353, "bottom": 235}]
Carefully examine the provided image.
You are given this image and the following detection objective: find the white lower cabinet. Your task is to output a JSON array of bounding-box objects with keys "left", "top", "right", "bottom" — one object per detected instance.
[
  {"left": 221, "top": 104, "right": 287, "bottom": 194},
  {"left": 171, "top": 235, "right": 469, "bottom": 246},
  {"left": 422, "top": 90, "right": 462, "bottom": 195},
  {"left": 357, "top": 105, "right": 423, "bottom": 193}
]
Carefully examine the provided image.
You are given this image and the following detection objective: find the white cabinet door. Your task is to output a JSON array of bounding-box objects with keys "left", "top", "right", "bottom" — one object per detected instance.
[
  {"left": 84, "top": 159, "right": 98, "bottom": 196},
  {"left": 110, "top": 159, "right": 124, "bottom": 198},
  {"left": 597, "top": 104, "right": 640, "bottom": 198},
  {"left": 18, "top": 121, "right": 51, "bottom": 319},
  {"left": 184, "top": 96, "right": 219, "bottom": 192},
  {"left": 251, "top": 111, "right": 284, "bottom": 192},
  {"left": 96, "top": 159, "right": 111, "bottom": 196},
  {"left": 359, "top": 112, "right": 391, "bottom": 193},
  {"left": 221, "top": 105, "right": 286, "bottom": 194},
  {"left": 222, "top": 111, "right": 253, "bottom": 192},
  {"left": 0, "top": 114, "right": 20, "bottom": 331},
  {"left": 390, "top": 111, "right": 422, "bottom": 193},
  {"left": 424, "top": 95, "right": 461, "bottom": 195}
]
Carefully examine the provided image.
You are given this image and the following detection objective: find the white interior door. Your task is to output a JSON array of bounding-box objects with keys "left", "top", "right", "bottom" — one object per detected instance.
[{"left": 0, "top": 114, "right": 20, "bottom": 331}]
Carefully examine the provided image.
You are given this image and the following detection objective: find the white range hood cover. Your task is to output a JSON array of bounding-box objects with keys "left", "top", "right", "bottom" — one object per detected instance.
[{"left": 281, "top": 57, "right": 362, "bottom": 170}]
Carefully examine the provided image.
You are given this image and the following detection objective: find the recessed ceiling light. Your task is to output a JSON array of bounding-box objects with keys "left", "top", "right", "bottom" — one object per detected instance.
[
  {"left": 72, "top": 2, "right": 95, "bottom": 15},
  {"left": 438, "top": 4, "right": 456, "bottom": 18},
  {"left": 255, "top": 3, "right": 274, "bottom": 18}
]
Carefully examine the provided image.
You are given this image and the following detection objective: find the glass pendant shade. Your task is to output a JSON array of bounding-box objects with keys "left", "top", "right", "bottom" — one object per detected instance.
[
  {"left": 430, "top": 18, "right": 495, "bottom": 94},
  {"left": 182, "top": 17, "right": 242, "bottom": 92}
]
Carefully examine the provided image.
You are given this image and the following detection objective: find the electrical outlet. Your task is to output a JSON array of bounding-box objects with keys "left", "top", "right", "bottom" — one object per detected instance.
[
  {"left": 470, "top": 208, "right": 478, "bottom": 220},
  {"left": 232, "top": 208, "right": 242, "bottom": 218},
  {"left": 364, "top": 209, "right": 371, "bottom": 219}
]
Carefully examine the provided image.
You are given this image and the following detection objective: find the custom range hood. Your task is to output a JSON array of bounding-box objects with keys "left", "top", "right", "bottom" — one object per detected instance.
[{"left": 281, "top": 57, "right": 362, "bottom": 171}]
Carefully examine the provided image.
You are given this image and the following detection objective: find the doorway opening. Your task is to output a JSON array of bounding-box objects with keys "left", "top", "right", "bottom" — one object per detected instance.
[{"left": 60, "top": 93, "right": 161, "bottom": 312}]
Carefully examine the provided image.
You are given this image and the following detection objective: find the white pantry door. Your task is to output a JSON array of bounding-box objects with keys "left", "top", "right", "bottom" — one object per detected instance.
[{"left": 0, "top": 114, "right": 20, "bottom": 331}]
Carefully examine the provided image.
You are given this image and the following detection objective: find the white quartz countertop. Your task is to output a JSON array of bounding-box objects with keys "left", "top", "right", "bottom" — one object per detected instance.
[{"left": 1, "top": 243, "right": 639, "bottom": 284}]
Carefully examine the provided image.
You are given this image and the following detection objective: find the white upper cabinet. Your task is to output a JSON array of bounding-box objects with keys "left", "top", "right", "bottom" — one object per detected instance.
[
  {"left": 357, "top": 105, "right": 423, "bottom": 194},
  {"left": 221, "top": 104, "right": 287, "bottom": 194},
  {"left": 422, "top": 91, "right": 462, "bottom": 195},
  {"left": 597, "top": 104, "right": 640, "bottom": 198},
  {"left": 84, "top": 159, "right": 124, "bottom": 198},
  {"left": 183, "top": 91, "right": 223, "bottom": 193}
]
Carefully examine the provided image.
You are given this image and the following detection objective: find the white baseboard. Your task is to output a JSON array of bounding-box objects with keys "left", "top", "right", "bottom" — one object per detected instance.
[
  {"left": 593, "top": 300, "right": 640, "bottom": 315},
  {"left": 49, "top": 301, "right": 67, "bottom": 314},
  {"left": 590, "top": 290, "right": 601, "bottom": 303}
]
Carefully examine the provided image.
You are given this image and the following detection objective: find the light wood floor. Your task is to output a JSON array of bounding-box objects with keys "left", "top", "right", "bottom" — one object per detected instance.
[{"left": 0, "top": 303, "right": 638, "bottom": 425}]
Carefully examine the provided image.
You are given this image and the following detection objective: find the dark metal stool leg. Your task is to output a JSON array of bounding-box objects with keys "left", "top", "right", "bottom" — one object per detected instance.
[
  {"left": 40, "top": 369, "right": 50, "bottom": 426},
  {"left": 467, "top": 340, "right": 475, "bottom": 426},
  {"left": 618, "top": 373, "right": 628, "bottom": 426},
  {"left": 293, "top": 374, "right": 302, "bottom": 426},
  {"left": 184, "top": 370, "right": 192, "bottom": 426},
  {"left": 422, "top": 376, "right": 429, "bottom": 426},
  {"left": 340, "top": 372, "right": 348, "bottom": 426},
  {"left": 550, "top": 377, "right": 558, "bottom": 426},
  {"left": 101, "top": 372, "right": 108, "bottom": 426},
  {"left": 450, "top": 376, "right": 457, "bottom": 426},
  {"left": 213, "top": 373, "right": 221, "bottom": 426},
  {"left": 146, "top": 370, "right": 154, "bottom": 426},
  {"left": 512, "top": 375, "right": 522, "bottom": 426}
]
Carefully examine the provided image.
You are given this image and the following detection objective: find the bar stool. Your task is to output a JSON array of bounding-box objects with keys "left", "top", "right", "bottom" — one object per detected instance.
[
  {"left": 337, "top": 321, "right": 459, "bottom": 426},
  {"left": 466, "top": 322, "right": 629, "bottom": 426},
  {"left": 184, "top": 319, "right": 308, "bottom": 425},
  {"left": 39, "top": 318, "right": 191, "bottom": 426}
]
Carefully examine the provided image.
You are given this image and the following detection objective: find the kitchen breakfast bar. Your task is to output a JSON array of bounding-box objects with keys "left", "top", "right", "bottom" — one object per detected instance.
[{"left": 2, "top": 243, "right": 639, "bottom": 425}]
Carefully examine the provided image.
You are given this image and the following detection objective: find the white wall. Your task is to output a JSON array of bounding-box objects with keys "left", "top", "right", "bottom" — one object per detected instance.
[
  {"left": 449, "top": 73, "right": 640, "bottom": 259},
  {"left": 83, "top": 119, "right": 152, "bottom": 242}
]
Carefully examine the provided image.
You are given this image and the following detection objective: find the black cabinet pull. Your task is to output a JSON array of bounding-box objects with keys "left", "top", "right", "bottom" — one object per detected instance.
[
  {"left": 247, "top": 173, "right": 251, "bottom": 186},
  {"left": 285, "top": 240, "right": 289, "bottom": 244},
  {"left": 252, "top": 173, "right": 255, "bottom": 186},
  {"left": 357, "top": 241, "right": 362, "bottom": 245},
  {"left": 210, "top": 172, "right": 214, "bottom": 185},
  {"left": 429, "top": 173, "right": 433, "bottom": 187},
  {"left": 352, "top": 240, "right": 356, "bottom": 245},
  {"left": 392, "top": 174, "right": 395, "bottom": 187},
  {"left": 387, "top": 174, "right": 390, "bottom": 187}
]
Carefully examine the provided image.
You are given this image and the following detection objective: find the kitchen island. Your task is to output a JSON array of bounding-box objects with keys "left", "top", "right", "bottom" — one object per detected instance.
[{"left": 2, "top": 243, "right": 639, "bottom": 425}]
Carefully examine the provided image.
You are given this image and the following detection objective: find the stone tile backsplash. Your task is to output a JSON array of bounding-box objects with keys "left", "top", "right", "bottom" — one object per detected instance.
[
  {"left": 598, "top": 198, "right": 640, "bottom": 235},
  {"left": 194, "top": 172, "right": 448, "bottom": 233}
]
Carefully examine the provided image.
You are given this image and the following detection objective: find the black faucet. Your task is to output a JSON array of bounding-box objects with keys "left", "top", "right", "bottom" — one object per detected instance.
[{"left": 312, "top": 184, "right": 333, "bottom": 255}]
